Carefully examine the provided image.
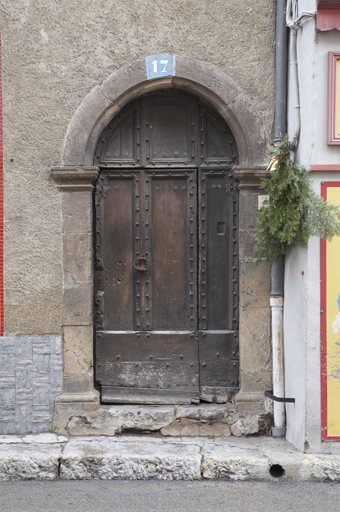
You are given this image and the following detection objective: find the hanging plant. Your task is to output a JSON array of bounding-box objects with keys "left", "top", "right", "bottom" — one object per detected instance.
[{"left": 253, "top": 137, "right": 340, "bottom": 268}]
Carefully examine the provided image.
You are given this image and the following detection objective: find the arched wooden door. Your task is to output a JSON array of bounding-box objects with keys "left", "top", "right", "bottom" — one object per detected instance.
[{"left": 94, "top": 90, "right": 239, "bottom": 404}]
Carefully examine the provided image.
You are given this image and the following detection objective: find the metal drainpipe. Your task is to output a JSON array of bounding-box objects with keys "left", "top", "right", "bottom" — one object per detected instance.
[{"left": 270, "top": 0, "right": 287, "bottom": 438}]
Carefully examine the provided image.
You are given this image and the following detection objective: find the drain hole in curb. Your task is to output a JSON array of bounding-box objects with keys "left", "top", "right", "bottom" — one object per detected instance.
[{"left": 269, "top": 464, "right": 284, "bottom": 478}]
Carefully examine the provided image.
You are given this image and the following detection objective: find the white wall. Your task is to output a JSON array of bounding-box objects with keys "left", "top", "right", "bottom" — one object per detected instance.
[
  {"left": 284, "top": 247, "right": 307, "bottom": 453},
  {"left": 285, "top": 0, "right": 340, "bottom": 452}
]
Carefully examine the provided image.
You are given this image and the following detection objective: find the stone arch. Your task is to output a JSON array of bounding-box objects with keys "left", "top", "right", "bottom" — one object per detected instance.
[{"left": 62, "top": 56, "right": 267, "bottom": 167}]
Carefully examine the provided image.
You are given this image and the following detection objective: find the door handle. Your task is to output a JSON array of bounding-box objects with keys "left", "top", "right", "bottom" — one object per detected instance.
[{"left": 133, "top": 255, "right": 150, "bottom": 271}]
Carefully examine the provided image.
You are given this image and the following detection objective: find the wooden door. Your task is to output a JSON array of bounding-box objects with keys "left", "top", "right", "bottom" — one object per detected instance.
[
  {"left": 94, "top": 90, "right": 239, "bottom": 404},
  {"left": 95, "top": 169, "right": 199, "bottom": 403},
  {"left": 95, "top": 168, "right": 239, "bottom": 404}
]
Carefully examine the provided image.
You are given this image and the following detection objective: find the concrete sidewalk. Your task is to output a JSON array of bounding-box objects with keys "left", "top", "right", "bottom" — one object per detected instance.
[{"left": 1, "top": 434, "right": 340, "bottom": 482}]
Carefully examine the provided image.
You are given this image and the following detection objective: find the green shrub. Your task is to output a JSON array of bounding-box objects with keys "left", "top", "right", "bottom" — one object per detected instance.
[{"left": 253, "top": 137, "right": 340, "bottom": 268}]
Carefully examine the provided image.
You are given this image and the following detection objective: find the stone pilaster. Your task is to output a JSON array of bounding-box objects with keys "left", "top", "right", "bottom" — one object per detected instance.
[
  {"left": 51, "top": 167, "right": 100, "bottom": 433},
  {"left": 234, "top": 167, "right": 272, "bottom": 412}
]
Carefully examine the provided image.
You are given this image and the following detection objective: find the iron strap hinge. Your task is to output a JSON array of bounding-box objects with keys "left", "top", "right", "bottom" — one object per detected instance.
[{"left": 264, "top": 390, "right": 295, "bottom": 403}]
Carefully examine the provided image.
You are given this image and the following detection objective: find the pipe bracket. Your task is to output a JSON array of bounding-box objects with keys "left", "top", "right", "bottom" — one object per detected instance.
[{"left": 264, "top": 390, "right": 295, "bottom": 403}]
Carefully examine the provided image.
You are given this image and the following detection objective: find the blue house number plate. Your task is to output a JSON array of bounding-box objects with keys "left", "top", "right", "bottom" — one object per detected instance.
[{"left": 146, "top": 55, "right": 174, "bottom": 79}]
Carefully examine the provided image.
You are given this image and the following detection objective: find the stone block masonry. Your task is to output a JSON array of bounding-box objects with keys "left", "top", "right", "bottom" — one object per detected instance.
[{"left": 0, "top": 337, "right": 62, "bottom": 434}]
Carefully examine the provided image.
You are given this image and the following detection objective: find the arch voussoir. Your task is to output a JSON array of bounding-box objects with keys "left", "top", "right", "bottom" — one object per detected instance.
[{"left": 62, "top": 55, "right": 267, "bottom": 168}]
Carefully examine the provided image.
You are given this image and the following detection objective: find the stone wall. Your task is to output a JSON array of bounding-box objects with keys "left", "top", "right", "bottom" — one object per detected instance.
[
  {"left": 1, "top": 0, "right": 275, "bottom": 335},
  {"left": 0, "top": 337, "right": 62, "bottom": 434}
]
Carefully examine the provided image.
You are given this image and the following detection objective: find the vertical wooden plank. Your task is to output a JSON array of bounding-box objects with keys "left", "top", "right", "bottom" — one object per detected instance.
[
  {"left": 198, "top": 169, "right": 239, "bottom": 400},
  {"left": 150, "top": 172, "right": 196, "bottom": 331},
  {"left": 103, "top": 175, "right": 136, "bottom": 330},
  {"left": 200, "top": 171, "right": 233, "bottom": 330}
]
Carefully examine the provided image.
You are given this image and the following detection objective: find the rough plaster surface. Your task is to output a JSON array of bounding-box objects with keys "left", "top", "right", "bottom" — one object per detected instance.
[
  {"left": 2, "top": 434, "right": 340, "bottom": 481},
  {"left": 0, "top": 337, "right": 63, "bottom": 434},
  {"left": 1, "top": 0, "right": 275, "bottom": 335}
]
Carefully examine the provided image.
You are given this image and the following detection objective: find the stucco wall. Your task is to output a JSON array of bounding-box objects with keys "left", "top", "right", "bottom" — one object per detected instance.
[{"left": 1, "top": 0, "right": 275, "bottom": 335}]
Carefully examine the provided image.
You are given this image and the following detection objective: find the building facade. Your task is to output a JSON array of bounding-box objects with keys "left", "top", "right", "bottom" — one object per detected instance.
[
  {"left": 0, "top": 0, "right": 276, "bottom": 437},
  {"left": 1, "top": 0, "right": 339, "bottom": 455}
]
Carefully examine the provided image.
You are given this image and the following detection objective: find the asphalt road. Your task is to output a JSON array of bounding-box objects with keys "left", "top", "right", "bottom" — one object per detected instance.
[{"left": 0, "top": 480, "right": 339, "bottom": 512}]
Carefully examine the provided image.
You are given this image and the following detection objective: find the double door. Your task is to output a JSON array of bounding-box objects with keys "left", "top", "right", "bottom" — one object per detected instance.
[{"left": 95, "top": 168, "right": 239, "bottom": 404}]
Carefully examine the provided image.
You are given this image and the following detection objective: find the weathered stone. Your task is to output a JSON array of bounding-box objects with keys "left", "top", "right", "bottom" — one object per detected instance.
[
  {"left": 63, "top": 285, "right": 93, "bottom": 326},
  {"left": 224, "top": 412, "right": 239, "bottom": 425},
  {"left": 101, "top": 59, "right": 147, "bottom": 103},
  {"left": 238, "top": 307, "right": 271, "bottom": 386},
  {"left": 54, "top": 403, "right": 177, "bottom": 436},
  {"left": 60, "top": 437, "right": 201, "bottom": 480},
  {"left": 161, "top": 421, "right": 182, "bottom": 437},
  {"left": 202, "top": 445, "right": 270, "bottom": 480},
  {"left": 107, "top": 406, "right": 176, "bottom": 432},
  {"left": 176, "top": 405, "right": 227, "bottom": 421},
  {"left": 51, "top": 399, "right": 272, "bottom": 438},
  {"left": 21, "top": 433, "right": 68, "bottom": 444},
  {"left": 2, "top": 434, "right": 340, "bottom": 481},
  {"left": 199, "top": 423, "right": 232, "bottom": 437},
  {"left": 62, "top": 375, "right": 94, "bottom": 394},
  {"left": 180, "top": 418, "right": 201, "bottom": 437},
  {"left": 239, "top": 230, "right": 258, "bottom": 259},
  {"left": 63, "top": 93, "right": 115, "bottom": 166},
  {"left": 240, "top": 371, "right": 272, "bottom": 395},
  {"left": 162, "top": 417, "right": 233, "bottom": 437},
  {"left": 64, "top": 412, "right": 119, "bottom": 436},
  {"left": 53, "top": 391, "right": 100, "bottom": 435},
  {"left": 239, "top": 189, "right": 260, "bottom": 230},
  {"left": 61, "top": 191, "right": 93, "bottom": 235},
  {"left": 62, "top": 233, "right": 93, "bottom": 286},
  {"left": 0, "top": 444, "right": 63, "bottom": 480},
  {"left": 65, "top": 406, "right": 176, "bottom": 436},
  {"left": 231, "top": 413, "right": 272, "bottom": 437},
  {"left": 240, "top": 260, "right": 270, "bottom": 309},
  {"left": 63, "top": 325, "right": 93, "bottom": 377}
]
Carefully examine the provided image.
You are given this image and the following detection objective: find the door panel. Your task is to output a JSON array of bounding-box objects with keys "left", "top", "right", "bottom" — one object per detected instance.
[
  {"left": 198, "top": 170, "right": 239, "bottom": 399},
  {"left": 204, "top": 173, "right": 233, "bottom": 329},
  {"left": 97, "top": 332, "right": 198, "bottom": 361},
  {"left": 199, "top": 331, "right": 239, "bottom": 387},
  {"left": 150, "top": 174, "right": 196, "bottom": 331},
  {"left": 97, "top": 333, "right": 199, "bottom": 404},
  {"left": 101, "top": 176, "right": 136, "bottom": 331}
]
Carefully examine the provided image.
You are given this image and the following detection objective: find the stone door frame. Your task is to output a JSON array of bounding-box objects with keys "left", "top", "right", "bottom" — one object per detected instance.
[{"left": 51, "top": 56, "right": 271, "bottom": 433}]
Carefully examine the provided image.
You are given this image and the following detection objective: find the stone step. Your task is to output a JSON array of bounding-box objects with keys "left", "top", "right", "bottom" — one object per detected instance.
[{"left": 1, "top": 433, "right": 340, "bottom": 482}]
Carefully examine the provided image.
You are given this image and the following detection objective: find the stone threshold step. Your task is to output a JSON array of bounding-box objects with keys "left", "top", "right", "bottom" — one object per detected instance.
[{"left": 53, "top": 402, "right": 272, "bottom": 437}]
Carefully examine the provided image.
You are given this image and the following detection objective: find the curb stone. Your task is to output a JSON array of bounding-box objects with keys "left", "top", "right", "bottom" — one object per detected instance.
[{"left": 1, "top": 434, "right": 340, "bottom": 481}]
